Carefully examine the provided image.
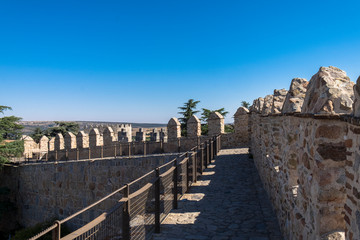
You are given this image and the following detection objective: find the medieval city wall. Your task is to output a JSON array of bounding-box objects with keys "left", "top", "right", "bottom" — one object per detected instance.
[
  {"left": 0, "top": 153, "right": 179, "bottom": 229},
  {"left": 248, "top": 66, "right": 360, "bottom": 240},
  {"left": 21, "top": 110, "right": 249, "bottom": 162}
]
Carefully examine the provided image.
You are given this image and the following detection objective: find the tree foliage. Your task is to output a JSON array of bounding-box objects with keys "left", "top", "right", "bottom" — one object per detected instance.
[
  {"left": 44, "top": 121, "right": 79, "bottom": 138},
  {"left": 177, "top": 99, "right": 200, "bottom": 125},
  {"left": 200, "top": 108, "right": 228, "bottom": 122},
  {"left": 177, "top": 100, "right": 230, "bottom": 136},
  {"left": 241, "top": 101, "right": 250, "bottom": 108},
  {"left": 30, "top": 127, "right": 45, "bottom": 143},
  {"left": 0, "top": 106, "right": 24, "bottom": 165},
  {"left": 178, "top": 99, "right": 200, "bottom": 136}
]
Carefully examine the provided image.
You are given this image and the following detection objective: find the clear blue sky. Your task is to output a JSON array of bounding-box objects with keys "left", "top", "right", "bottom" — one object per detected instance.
[{"left": 1, "top": 0, "right": 360, "bottom": 123}]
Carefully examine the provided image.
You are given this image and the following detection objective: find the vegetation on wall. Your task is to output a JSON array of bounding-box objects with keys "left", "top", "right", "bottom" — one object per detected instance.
[
  {"left": 0, "top": 106, "right": 24, "bottom": 166},
  {"left": 241, "top": 101, "right": 250, "bottom": 108},
  {"left": 30, "top": 121, "right": 80, "bottom": 143},
  {"left": 177, "top": 99, "right": 231, "bottom": 135},
  {"left": 178, "top": 99, "right": 200, "bottom": 136}
]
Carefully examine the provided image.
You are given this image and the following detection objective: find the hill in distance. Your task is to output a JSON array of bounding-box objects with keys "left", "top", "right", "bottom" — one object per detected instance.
[{"left": 19, "top": 121, "right": 167, "bottom": 135}]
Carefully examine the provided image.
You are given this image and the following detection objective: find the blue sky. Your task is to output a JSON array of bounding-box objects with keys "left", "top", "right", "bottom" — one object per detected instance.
[{"left": 1, "top": 0, "right": 360, "bottom": 123}]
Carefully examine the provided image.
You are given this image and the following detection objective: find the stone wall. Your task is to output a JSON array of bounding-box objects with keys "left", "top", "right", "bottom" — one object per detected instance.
[
  {"left": 22, "top": 109, "right": 250, "bottom": 162},
  {"left": 248, "top": 66, "right": 360, "bottom": 240},
  {"left": 0, "top": 153, "right": 179, "bottom": 229},
  {"left": 250, "top": 114, "right": 351, "bottom": 239}
]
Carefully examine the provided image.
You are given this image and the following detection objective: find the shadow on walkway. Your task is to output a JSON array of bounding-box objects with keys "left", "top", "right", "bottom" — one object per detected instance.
[{"left": 153, "top": 148, "right": 283, "bottom": 240}]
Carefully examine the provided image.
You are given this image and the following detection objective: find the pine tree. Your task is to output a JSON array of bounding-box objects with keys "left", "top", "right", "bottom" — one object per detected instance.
[
  {"left": 200, "top": 108, "right": 229, "bottom": 135},
  {"left": 178, "top": 99, "right": 200, "bottom": 136},
  {"left": 0, "top": 106, "right": 24, "bottom": 165},
  {"left": 241, "top": 101, "right": 250, "bottom": 108},
  {"left": 44, "top": 121, "right": 79, "bottom": 137}
]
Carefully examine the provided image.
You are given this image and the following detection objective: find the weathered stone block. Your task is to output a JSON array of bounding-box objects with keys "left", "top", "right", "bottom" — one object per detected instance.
[
  {"left": 282, "top": 78, "right": 308, "bottom": 113},
  {"left": 272, "top": 89, "right": 288, "bottom": 114},
  {"left": 207, "top": 112, "right": 224, "bottom": 136},
  {"left": 167, "top": 117, "right": 181, "bottom": 140},
  {"left": 302, "top": 66, "right": 354, "bottom": 114},
  {"left": 187, "top": 115, "right": 201, "bottom": 137}
]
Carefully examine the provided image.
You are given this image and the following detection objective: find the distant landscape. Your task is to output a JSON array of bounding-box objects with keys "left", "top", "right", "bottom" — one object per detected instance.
[{"left": 19, "top": 121, "right": 167, "bottom": 135}]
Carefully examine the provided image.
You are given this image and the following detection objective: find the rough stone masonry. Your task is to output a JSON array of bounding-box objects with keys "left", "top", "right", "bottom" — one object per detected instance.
[{"left": 249, "top": 66, "right": 360, "bottom": 240}]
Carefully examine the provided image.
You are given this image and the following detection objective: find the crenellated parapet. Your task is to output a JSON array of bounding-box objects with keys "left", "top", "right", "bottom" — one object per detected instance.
[
  {"left": 103, "top": 126, "right": 116, "bottom": 145},
  {"left": 118, "top": 124, "right": 132, "bottom": 142},
  {"left": 208, "top": 112, "right": 224, "bottom": 136},
  {"left": 48, "top": 137, "right": 55, "bottom": 151},
  {"left": 234, "top": 107, "right": 249, "bottom": 145},
  {"left": 167, "top": 117, "right": 181, "bottom": 140},
  {"left": 55, "top": 133, "right": 65, "bottom": 150},
  {"left": 302, "top": 66, "right": 354, "bottom": 114},
  {"left": 282, "top": 78, "right": 308, "bottom": 113},
  {"left": 149, "top": 128, "right": 160, "bottom": 142},
  {"left": 247, "top": 66, "right": 360, "bottom": 240},
  {"left": 64, "top": 132, "right": 76, "bottom": 149},
  {"left": 76, "top": 131, "right": 89, "bottom": 148},
  {"left": 187, "top": 115, "right": 201, "bottom": 138},
  {"left": 272, "top": 89, "right": 288, "bottom": 113},
  {"left": 39, "top": 135, "right": 49, "bottom": 152},
  {"left": 135, "top": 128, "right": 146, "bottom": 142},
  {"left": 262, "top": 95, "right": 273, "bottom": 115},
  {"left": 89, "top": 128, "right": 102, "bottom": 147}
]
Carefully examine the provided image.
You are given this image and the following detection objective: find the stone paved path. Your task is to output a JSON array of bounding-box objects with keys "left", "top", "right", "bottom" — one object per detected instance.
[{"left": 153, "top": 148, "right": 283, "bottom": 240}]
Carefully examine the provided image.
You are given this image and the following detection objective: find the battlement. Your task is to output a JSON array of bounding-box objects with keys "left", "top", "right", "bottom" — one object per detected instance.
[
  {"left": 16, "top": 66, "right": 360, "bottom": 239},
  {"left": 248, "top": 66, "right": 359, "bottom": 239},
  {"left": 21, "top": 111, "right": 248, "bottom": 161}
]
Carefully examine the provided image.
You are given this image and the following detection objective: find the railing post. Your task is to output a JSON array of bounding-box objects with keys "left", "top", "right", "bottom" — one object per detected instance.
[
  {"left": 177, "top": 138, "right": 181, "bottom": 153},
  {"left": 65, "top": 150, "right": 68, "bottom": 161},
  {"left": 76, "top": 148, "right": 79, "bottom": 160},
  {"left": 212, "top": 137, "right": 215, "bottom": 157},
  {"left": 210, "top": 139, "right": 213, "bottom": 161},
  {"left": 101, "top": 146, "right": 104, "bottom": 158},
  {"left": 186, "top": 152, "right": 190, "bottom": 192},
  {"left": 214, "top": 137, "right": 217, "bottom": 157},
  {"left": 128, "top": 143, "right": 131, "bottom": 157},
  {"left": 160, "top": 139, "right": 163, "bottom": 153},
  {"left": 120, "top": 143, "right": 122, "bottom": 156},
  {"left": 200, "top": 146, "right": 204, "bottom": 174},
  {"left": 218, "top": 135, "right": 221, "bottom": 151},
  {"left": 52, "top": 220, "right": 61, "bottom": 240},
  {"left": 155, "top": 168, "right": 161, "bottom": 233},
  {"left": 55, "top": 150, "right": 58, "bottom": 161},
  {"left": 144, "top": 142, "right": 146, "bottom": 156},
  {"left": 89, "top": 147, "right": 91, "bottom": 159},
  {"left": 122, "top": 184, "right": 130, "bottom": 240},
  {"left": 193, "top": 152, "right": 197, "bottom": 183},
  {"left": 46, "top": 152, "right": 48, "bottom": 161},
  {"left": 207, "top": 141, "right": 210, "bottom": 165},
  {"left": 173, "top": 159, "right": 178, "bottom": 209},
  {"left": 114, "top": 144, "right": 117, "bottom": 158}
]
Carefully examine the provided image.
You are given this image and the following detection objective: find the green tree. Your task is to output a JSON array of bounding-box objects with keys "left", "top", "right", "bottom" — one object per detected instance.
[
  {"left": 30, "top": 127, "right": 45, "bottom": 143},
  {"left": 45, "top": 121, "right": 79, "bottom": 137},
  {"left": 241, "top": 101, "right": 250, "bottom": 108},
  {"left": 0, "top": 106, "right": 24, "bottom": 165},
  {"left": 200, "top": 108, "right": 229, "bottom": 135},
  {"left": 178, "top": 99, "right": 200, "bottom": 136},
  {"left": 200, "top": 108, "right": 229, "bottom": 122},
  {"left": 225, "top": 124, "right": 234, "bottom": 133}
]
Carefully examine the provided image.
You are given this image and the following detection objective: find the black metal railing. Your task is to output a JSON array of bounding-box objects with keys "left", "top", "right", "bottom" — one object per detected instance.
[{"left": 29, "top": 135, "right": 221, "bottom": 240}]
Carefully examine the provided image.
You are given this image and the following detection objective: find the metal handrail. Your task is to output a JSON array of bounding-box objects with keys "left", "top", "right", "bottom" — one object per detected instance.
[{"left": 29, "top": 134, "right": 222, "bottom": 240}]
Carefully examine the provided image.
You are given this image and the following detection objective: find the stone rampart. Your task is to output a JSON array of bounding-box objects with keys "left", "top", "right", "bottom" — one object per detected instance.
[
  {"left": 248, "top": 66, "right": 360, "bottom": 240},
  {"left": 22, "top": 110, "right": 249, "bottom": 161},
  {"left": 0, "top": 153, "right": 179, "bottom": 229}
]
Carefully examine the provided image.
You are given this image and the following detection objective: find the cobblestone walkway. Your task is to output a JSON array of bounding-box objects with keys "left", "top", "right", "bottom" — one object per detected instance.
[{"left": 153, "top": 148, "right": 283, "bottom": 240}]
